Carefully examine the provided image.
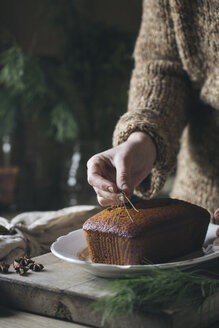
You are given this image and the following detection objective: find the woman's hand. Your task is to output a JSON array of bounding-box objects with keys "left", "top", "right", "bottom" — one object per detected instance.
[{"left": 87, "top": 132, "right": 157, "bottom": 206}]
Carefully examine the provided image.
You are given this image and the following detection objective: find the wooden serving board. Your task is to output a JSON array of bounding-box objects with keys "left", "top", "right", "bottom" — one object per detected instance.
[
  {"left": 1, "top": 253, "right": 219, "bottom": 328},
  {"left": 0, "top": 305, "right": 89, "bottom": 328}
]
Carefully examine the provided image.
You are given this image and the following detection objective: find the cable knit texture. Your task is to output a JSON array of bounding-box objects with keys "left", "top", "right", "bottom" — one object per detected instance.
[{"left": 113, "top": 0, "right": 219, "bottom": 215}]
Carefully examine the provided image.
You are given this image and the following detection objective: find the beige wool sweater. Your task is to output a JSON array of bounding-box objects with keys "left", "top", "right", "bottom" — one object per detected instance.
[{"left": 113, "top": 0, "right": 219, "bottom": 216}]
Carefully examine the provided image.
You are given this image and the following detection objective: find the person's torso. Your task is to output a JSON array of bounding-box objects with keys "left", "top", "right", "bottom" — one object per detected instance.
[{"left": 169, "top": 0, "right": 219, "bottom": 109}]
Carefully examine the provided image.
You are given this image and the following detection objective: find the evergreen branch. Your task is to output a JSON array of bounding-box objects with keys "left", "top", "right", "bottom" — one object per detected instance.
[
  {"left": 49, "top": 102, "right": 78, "bottom": 142},
  {"left": 0, "top": 44, "right": 46, "bottom": 102},
  {"left": 0, "top": 3, "right": 134, "bottom": 143},
  {"left": 94, "top": 268, "right": 219, "bottom": 325}
]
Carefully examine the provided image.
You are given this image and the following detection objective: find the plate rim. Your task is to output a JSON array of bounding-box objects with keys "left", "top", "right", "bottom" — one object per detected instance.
[{"left": 50, "top": 225, "right": 219, "bottom": 273}]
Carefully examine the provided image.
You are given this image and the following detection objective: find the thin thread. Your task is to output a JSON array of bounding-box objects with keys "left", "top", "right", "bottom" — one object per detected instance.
[
  {"left": 111, "top": 192, "right": 139, "bottom": 223},
  {"left": 122, "top": 192, "right": 139, "bottom": 212},
  {"left": 121, "top": 197, "right": 134, "bottom": 223}
]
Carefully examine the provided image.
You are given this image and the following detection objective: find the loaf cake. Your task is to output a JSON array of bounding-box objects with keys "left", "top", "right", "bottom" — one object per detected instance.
[{"left": 83, "top": 198, "right": 210, "bottom": 265}]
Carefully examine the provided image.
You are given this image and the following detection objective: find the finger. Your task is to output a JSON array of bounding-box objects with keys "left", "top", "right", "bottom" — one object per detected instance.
[
  {"left": 94, "top": 187, "right": 120, "bottom": 203},
  {"left": 97, "top": 195, "right": 119, "bottom": 207},
  {"left": 87, "top": 159, "right": 117, "bottom": 193},
  {"left": 88, "top": 172, "right": 116, "bottom": 193},
  {"left": 115, "top": 161, "right": 133, "bottom": 196}
]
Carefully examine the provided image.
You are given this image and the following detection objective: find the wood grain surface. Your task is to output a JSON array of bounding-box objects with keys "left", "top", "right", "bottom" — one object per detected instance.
[
  {"left": 1, "top": 253, "right": 219, "bottom": 328},
  {"left": 0, "top": 306, "right": 90, "bottom": 328}
]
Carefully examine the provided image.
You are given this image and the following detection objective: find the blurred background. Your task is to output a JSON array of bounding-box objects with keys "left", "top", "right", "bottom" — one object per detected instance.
[
  {"left": 0, "top": 0, "right": 142, "bottom": 215},
  {"left": 0, "top": 0, "right": 174, "bottom": 218}
]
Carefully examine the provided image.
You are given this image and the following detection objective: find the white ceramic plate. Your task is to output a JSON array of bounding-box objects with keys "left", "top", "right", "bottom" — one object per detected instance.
[{"left": 51, "top": 223, "right": 219, "bottom": 278}]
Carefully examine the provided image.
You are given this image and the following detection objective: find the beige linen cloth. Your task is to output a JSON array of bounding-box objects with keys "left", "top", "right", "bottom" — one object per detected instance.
[{"left": 0, "top": 205, "right": 100, "bottom": 263}]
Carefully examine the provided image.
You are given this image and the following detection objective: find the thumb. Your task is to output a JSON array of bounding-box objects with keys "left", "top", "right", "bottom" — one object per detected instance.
[{"left": 116, "top": 162, "right": 132, "bottom": 196}]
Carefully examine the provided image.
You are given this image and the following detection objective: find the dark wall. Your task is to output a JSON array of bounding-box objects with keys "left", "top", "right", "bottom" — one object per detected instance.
[
  {"left": 0, "top": 0, "right": 142, "bottom": 55},
  {"left": 0, "top": 0, "right": 142, "bottom": 211},
  {"left": 83, "top": 0, "right": 142, "bottom": 32}
]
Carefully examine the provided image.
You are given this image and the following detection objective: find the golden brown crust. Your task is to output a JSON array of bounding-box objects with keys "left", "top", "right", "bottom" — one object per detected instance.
[
  {"left": 83, "top": 198, "right": 210, "bottom": 238},
  {"left": 83, "top": 198, "right": 210, "bottom": 264}
]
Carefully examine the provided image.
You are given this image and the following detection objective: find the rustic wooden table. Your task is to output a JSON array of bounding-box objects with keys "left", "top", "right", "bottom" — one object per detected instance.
[
  {"left": 0, "top": 305, "right": 90, "bottom": 328},
  {"left": 1, "top": 253, "right": 219, "bottom": 328}
]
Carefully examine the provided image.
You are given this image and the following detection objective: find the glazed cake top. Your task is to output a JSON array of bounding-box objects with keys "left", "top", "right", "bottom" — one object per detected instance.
[{"left": 83, "top": 198, "right": 210, "bottom": 238}]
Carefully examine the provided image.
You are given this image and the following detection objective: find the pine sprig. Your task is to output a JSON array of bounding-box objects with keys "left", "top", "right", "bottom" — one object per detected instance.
[
  {"left": 94, "top": 268, "right": 219, "bottom": 325},
  {"left": 0, "top": 45, "right": 46, "bottom": 102},
  {"left": 49, "top": 102, "right": 78, "bottom": 142}
]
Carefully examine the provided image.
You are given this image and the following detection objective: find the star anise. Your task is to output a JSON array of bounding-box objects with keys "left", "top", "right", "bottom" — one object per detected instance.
[
  {"left": 13, "top": 259, "right": 29, "bottom": 275},
  {"left": 12, "top": 255, "right": 44, "bottom": 275},
  {"left": 13, "top": 259, "right": 21, "bottom": 271},
  {"left": 15, "top": 266, "right": 29, "bottom": 276},
  {"left": 15, "top": 256, "right": 34, "bottom": 266},
  {"left": 28, "top": 263, "right": 44, "bottom": 272},
  {"left": 0, "top": 261, "right": 10, "bottom": 273}
]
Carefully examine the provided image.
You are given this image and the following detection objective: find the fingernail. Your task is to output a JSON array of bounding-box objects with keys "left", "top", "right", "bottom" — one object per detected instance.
[
  {"left": 108, "top": 186, "right": 114, "bottom": 193},
  {"left": 121, "top": 184, "right": 129, "bottom": 191}
]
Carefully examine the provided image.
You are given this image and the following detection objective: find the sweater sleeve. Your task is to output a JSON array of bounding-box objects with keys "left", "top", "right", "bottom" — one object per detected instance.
[{"left": 113, "top": 0, "right": 190, "bottom": 199}]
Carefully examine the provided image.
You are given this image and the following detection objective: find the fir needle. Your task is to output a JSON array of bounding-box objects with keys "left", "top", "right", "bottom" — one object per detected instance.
[
  {"left": 111, "top": 192, "right": 138, "bottom": 224},
  {"left": 120, "top": 197, "right": 134, "bottom": 223},
  {"left": 122, "top": 192, "right": 139, "bottom": 212}
]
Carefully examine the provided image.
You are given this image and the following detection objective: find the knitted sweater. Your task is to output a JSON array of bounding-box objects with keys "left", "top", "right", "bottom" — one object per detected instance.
[{"left": 113, "top": 0, "right": 219, "bottom": 216}]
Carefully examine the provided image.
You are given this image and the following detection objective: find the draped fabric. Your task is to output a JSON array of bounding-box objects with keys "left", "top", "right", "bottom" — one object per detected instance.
[{"left": 0, "top": 205, "right": 100, "bottom": 263}]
